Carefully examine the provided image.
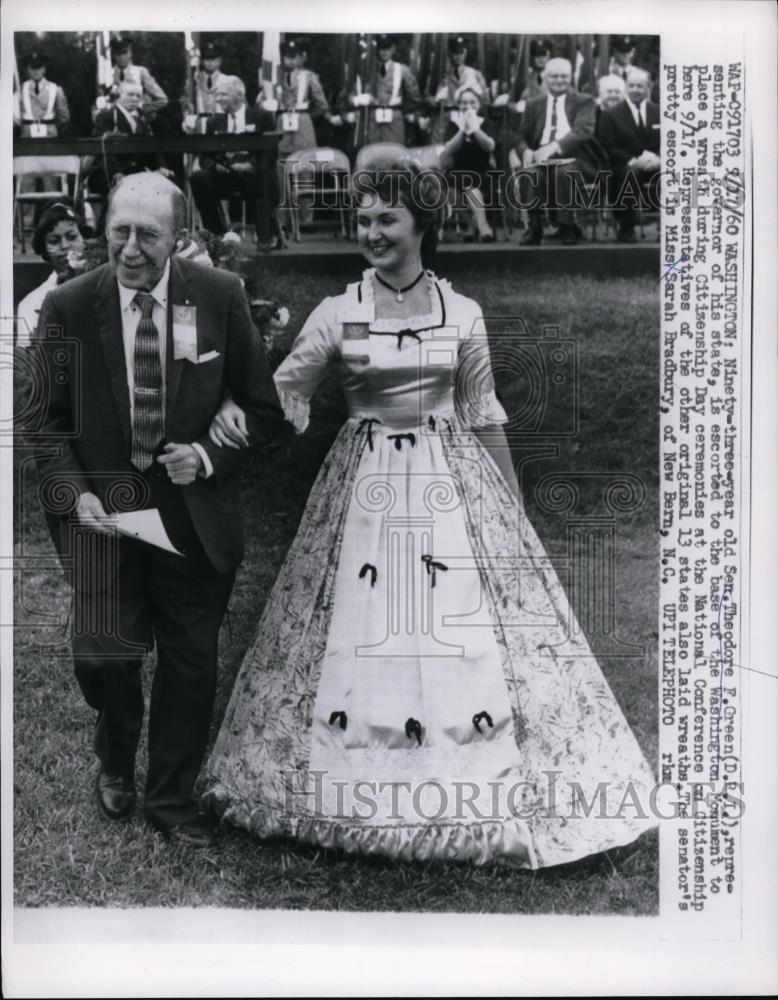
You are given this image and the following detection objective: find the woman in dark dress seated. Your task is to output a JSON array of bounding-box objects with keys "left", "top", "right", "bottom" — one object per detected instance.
[{"left": 442, "top": 86, "right": 496, "bottom": 242}]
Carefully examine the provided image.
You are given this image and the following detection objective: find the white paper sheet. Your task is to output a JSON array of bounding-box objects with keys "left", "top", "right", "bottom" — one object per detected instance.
[{"left": 114, "top": 509, "right": 182, "bottom": 555}]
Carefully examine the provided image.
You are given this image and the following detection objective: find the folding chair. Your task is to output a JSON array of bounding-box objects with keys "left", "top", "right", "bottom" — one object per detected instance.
[
  {"left": 13, "top": 156, "right": 80, "bottom": 253},
  {"left": 283, "top": 147, "right": 351, "bottom": 243}
]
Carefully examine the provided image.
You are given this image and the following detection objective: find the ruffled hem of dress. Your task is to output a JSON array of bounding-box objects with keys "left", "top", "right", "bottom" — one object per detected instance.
[{"left": 201, "top": 780, "right": 655, "bottom": 869}]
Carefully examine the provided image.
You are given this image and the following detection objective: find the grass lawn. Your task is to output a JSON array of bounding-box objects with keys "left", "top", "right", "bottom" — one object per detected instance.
[{"left": 13, "top": 260, "right": 660, "bottom": 913}]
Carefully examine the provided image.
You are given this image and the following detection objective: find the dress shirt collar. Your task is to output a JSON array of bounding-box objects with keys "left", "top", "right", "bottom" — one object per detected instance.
[
  {"left": 228, "top": 104, "right": 247, "bottom": 132},
  {"left": 628, "top": 98, "right": 647, "bottom": 124},
  {"left": 118, "top": 258, "right": 171, "bottom": 313}
]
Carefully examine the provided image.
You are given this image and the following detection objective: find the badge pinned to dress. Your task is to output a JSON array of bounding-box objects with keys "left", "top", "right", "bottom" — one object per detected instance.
[
  {"left": 375, "top": 107, "right": 394, "bottom": 124},
  {"left": 281, "top": 111, "right": 300, "bottom": 132}
]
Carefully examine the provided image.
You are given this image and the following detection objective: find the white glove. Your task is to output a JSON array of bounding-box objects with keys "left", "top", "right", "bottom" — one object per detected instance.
[
  {"left": 329, "top": 114, "right": 343, "bottom": 126},
  {"left": 493, "top": 93, "right": 509, "bottom": 107}
]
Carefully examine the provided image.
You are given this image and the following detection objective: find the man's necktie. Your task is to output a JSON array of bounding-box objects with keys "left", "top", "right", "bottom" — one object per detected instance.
[
  {"left": 228, "top": 113, "right": 235, "bottom": 133},
  {"left": 206, "top": 73, "right": 212, "bottom": 89},
  {"left": 285, "top": 71, "right": 292, "bottom": 87},
  {"left": 34, "top": 81, "right": 40, "bottom": 96},
  {"left": 131, "top": 293, "right": 163, "bottom": 472},
  {"left": 120, "top": 68, "right": 125, "bottom": 82},
  {"left": 549, "top": 96, "right": 558, "bottom": 141},
  {"left": 379, "top": 62, "right": 386, "bottom": 78}
]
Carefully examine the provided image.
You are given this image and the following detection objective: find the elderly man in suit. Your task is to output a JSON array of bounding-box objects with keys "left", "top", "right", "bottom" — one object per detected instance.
[
  {"left": 109, "top": 36, "right": 168, "bottom": 121},
  {"left": 87, "top": 81, "right": 172, "bottom": 224},
  {"left": 515, "top": 57, "right": 605, "bottom": 245},
  {"left": 33, "top": 172, "right": 288, "bottom": 846},
  {"left": 189, "top": 75, "right": 279, "bottom": 246},
  {"left": 598, "top": 67, "right": 661, "bottom": 242}
]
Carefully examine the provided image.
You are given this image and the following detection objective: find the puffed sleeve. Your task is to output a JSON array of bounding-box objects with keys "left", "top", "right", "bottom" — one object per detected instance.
[
  {"left": 273, "top": 296, "right": 340, "bottom": 433},
  {"left": 453, "top": 305, "right": 508, "bottom": 429}
]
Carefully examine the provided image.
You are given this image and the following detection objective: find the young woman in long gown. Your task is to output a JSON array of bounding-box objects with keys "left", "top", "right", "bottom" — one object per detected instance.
[{"left": 199, "top": 160, "right": 657, "bottom": 867}]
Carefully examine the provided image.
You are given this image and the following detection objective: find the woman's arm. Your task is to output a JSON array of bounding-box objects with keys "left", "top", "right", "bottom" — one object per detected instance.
[
  {"left": 471, "top": 425, "right": 519, "bottom": 498},
  {"left": 470, "top": 125, "right": 496, "bottom": 154}
]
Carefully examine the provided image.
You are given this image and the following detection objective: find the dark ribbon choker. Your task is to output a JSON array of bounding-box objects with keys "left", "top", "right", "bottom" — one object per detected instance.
[{"left": 374, "top": 270, "right": 426, "bottom": 302}]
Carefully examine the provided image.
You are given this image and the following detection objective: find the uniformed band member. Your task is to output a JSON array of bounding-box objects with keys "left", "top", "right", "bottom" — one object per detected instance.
[
  {"left": 110, "top": 36, "right": 168, "bottom": 120},
  {"left": 185, "top": 41, "right": 226, "bottom": 123},
  {"left": 608, "top": 37, "right": 637, "bottom": 81},
  {"left": 350, "top": 34, "right": 422, "bottom": 146},
  {"left": 520, "top": 39, "right": 551, "bottom": 101},
  {"left": 261, "top": 38, "right": 330, "bottom": 156},
  {"left": 14, "top": 51, "right": 70, "bottom": 138}
]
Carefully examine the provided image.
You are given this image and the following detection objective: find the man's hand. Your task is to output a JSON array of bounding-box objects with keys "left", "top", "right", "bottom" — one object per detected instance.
[
  {"left": 157, "top": 443, "right": 204, "bottom": 485},
  {"left": 209, "top": 399, "right": 250, "bottom": 449},
  {"left": 534, "top": 141, "right": 561, "bottom": 164},
  {"left": 75, "top": 492, "right": 117, "bottom": 534},
  {"left": 522, "top": 148, "right": 536, "bottom": 168}
]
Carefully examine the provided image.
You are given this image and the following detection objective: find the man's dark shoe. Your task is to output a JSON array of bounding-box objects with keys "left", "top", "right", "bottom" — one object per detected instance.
[
  {"left": 520, "top": 232, "right": 542, "bottom": 246},
  {"left": 95, "top": 768, "right": 136, "bottom": 821},
  {"left": 151, "top": 815, "right": 217, "bottom": 848},
  {"left": 618, "top": 226, "right": 637, "bottom": 243},
  {"left": 560, "top": 228, "right": 579, "bottom": 246},
  {"left": 548, "top": 224, "right": 584, "bottom": 241}
]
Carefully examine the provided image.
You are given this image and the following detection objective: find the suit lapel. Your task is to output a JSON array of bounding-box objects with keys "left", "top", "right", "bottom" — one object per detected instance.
[
  {"left": 95, "top": 264, "right": 132, "bottom": 448},
  {"left": 166, "top": 256, "right": 196, "bottom": 424}
]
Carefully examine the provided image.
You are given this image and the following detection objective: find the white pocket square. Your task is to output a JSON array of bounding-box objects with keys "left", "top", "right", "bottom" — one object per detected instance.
[{"left": 197, "top": 350, "right": 220, "bottom": 363}]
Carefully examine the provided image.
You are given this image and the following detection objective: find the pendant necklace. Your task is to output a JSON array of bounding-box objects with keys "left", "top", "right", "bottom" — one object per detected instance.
[{"left": 374, "top": 270, "right": 425, "bottom": 303}]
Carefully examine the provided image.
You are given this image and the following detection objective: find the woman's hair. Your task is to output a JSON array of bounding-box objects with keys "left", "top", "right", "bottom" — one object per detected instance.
[
  {"left": 352, "top": 156, "right": 444, "bottom": 266},
  {"left": 454, "top": 85, "right": 482, "bottom": 107},
  {"left": 32, "top": 200, "right": 91, "bottom": 259}
]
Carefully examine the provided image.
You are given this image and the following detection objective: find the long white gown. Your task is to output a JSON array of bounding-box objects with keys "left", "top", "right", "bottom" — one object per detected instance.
[{"left": 200, "top": 269, "right": 657, "bottom": 867}]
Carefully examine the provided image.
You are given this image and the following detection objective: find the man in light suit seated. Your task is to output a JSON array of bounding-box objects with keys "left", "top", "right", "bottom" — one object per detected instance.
[
  {"left": 514, "top": 57, "right": 606, "bottom": 246},
  {"left": 188, "top": 76, "right": 279, "bottom": 246}
]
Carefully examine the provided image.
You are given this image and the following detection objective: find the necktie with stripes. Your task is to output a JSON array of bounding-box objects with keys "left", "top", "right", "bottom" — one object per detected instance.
[
  {"left": 549, "top": 96, "right": 558, "bottom": 141},
  {"left": 131, "top": 292, "right": 163, "bottom": 471}
]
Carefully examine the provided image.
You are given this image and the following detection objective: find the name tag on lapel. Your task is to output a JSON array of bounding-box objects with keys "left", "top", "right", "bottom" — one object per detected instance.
[{"left": 172, "top": 304, "right": 198, "bottom": 362}]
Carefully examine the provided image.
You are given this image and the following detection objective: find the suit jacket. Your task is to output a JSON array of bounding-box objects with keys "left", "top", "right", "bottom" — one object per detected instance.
[
  {"left": 203, "top": 107, "right": 277, "bottom": 170},
  {"left": 517, "top": 90, "right": 607, "bottom": 177},
  {"left": 34, "top": 256, "right": 289, "bottom": 575},
  {"left": 597, "top": 99, "right": 661, "bottom": 169},
  {"left": 92, "top": 105, "right": 164, "bottom": 174}
]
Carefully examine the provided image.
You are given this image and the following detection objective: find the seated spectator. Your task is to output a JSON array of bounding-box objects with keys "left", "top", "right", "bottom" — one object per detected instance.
[
  {"left": 429, "top": 36, "right": 488, "bottom": 143},
  {"left": 189, "top": 76, "right": 279, "bottom": 247},
  {"left": 442, "top": 86, "right": 496, "bottom": 242},
  {"left": 598, "top": 67, "right": 660, "bottom": 242},
  {"left": 14, "top": 50, "right": 69, "bottom": 138},
  {"left": 597, "top": 74, "right": 627, "bottom": 110},
  {"left": 16, "top": 201, "right": 92, "bottom": 346},
  {"left": 594, "top": 74, "right": 627, "bottom": 130},
  {"left": 109, "top": 35, "right": 167, "bottom": 121},
  {"left": 88, "top": 81, "right": 172, "bottom": 220},
  {"left": 514, "top": 57, "right": 605, "bottom": 245}
]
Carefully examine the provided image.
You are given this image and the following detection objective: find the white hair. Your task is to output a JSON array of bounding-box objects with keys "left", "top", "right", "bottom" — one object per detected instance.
[
  {"left": 215, "top": 75, "right": 246, "bottom": 97},
  {"left": 597, "top": 74, "right": 627, "bottom": 98},
  {"left": 543, "top": 57, "right": 572, "bottom": 77}
]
